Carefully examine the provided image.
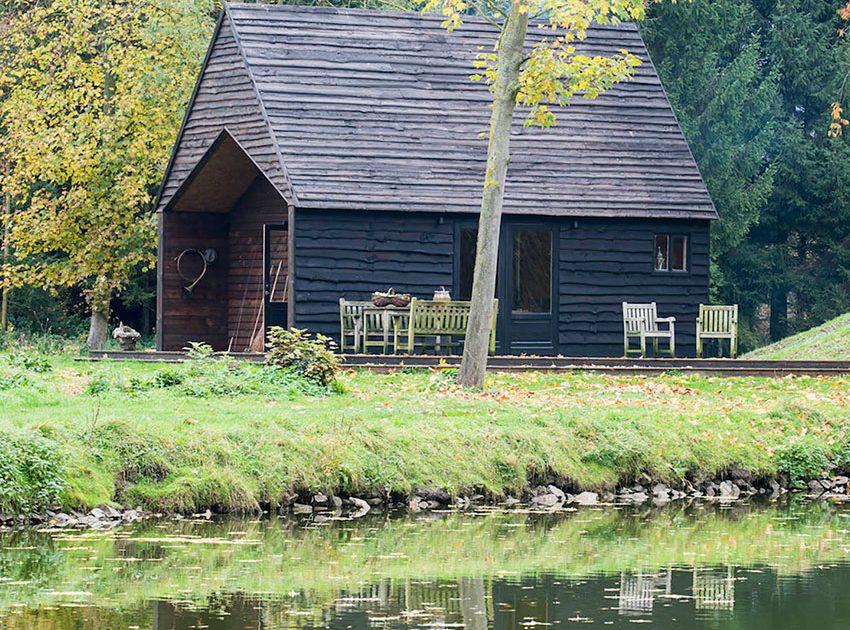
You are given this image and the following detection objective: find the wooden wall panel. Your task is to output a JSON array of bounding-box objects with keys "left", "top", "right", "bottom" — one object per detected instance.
[
  {"left": 293, "top": 210, "right": 710, "bottom": 357},
  {"left": 159, "top": 212, "right": 229, "bottom": 350},
  {"left": 227, "top": 176, "right": 288, "bottom": 351},
  {"left": 558, "top": 218, "right": 710, "bottom": 357},
  {"left": 294, "top": 209, "right": 454, "bottom": 340}
]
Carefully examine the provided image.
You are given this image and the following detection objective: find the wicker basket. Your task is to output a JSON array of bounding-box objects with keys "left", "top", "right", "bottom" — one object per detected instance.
[
  {"left": 371, "top": 292, "right": 393, "bottom": 307},
  {"left": 390, "top": 294, "right": 411, "bottom": 307}
]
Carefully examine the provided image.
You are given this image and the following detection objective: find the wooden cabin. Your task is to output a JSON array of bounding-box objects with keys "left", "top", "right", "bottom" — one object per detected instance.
[{"left": 155, "top": 2, "right": 717, "bottom": 357}]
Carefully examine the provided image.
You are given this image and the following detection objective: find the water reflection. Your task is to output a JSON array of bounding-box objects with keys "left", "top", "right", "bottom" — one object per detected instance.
[{"left": 2, "top": 500, "right": 850, "bottom": 628}]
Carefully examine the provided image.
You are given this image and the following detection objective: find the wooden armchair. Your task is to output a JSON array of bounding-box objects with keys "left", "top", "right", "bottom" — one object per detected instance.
[
  {"left": 622, "top": 302, "right": 676, "bottom": 358},
  {"left": 696, "top": 304, "right": 738, "bottom": 358}
]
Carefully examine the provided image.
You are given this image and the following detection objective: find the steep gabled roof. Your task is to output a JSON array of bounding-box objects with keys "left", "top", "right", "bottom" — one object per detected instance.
[
  {"left": 156, "top": 13, "right": 294, "bottom": 213},
  {"left": 159, "top": 3, "right": 717, "bottom": 220}
]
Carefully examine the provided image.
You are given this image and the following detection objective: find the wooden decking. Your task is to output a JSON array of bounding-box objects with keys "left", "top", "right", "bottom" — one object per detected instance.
[{"left": 84, "top": 351, "right": 850, "bottom": 377}]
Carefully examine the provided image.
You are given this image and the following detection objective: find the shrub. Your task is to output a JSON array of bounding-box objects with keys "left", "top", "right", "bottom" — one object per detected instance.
[
  {"left": 0, "top": 369, "right": 33, "bottom": 391},
  {"left": 85, "top": 374, "right": 113, "bottom": 396},
  {"left": 183, "top": 341, "right": 215, "bottom": 360},
  {"left": 7, "top": 353, "right": 51, "bottom": 373},
  {"left": 266, "top": 327, "right": 341, "bottom": 386},
  {"left": 0, "top": 431, "right": 66, "bottom": 513},
  {"left": 775, "top": 435, "right": 830, "bottom": 486},
  {"left": 153, "top": 367, "right": 185, "bottom": 388}
]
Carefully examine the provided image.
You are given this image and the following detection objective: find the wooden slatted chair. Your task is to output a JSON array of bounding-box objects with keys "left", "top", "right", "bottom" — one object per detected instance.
[
  {"left": 339, "top": 299, "right": 370, "bottom": 353},
  {"left": 361, "top": 308, "right": 390, "bottom": 354},
  {"left": 395, "top": 299, "right": 498, "bottom": 355},
  {"left": 622, "top": 302, "right": 676, "bottom": 358},
  {"left": 696, "top": 304, "right": 738, "bottom": 358}
]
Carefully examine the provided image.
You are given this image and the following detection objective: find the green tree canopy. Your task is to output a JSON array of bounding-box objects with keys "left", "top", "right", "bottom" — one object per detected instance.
[{"left": 0, "top": 0, "right": 215, "bottom": 347}]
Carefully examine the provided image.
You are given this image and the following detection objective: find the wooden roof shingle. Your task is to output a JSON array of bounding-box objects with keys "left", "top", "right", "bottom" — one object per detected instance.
[{"left": 161, "top": 2, "right": 717, "bottom": 220}]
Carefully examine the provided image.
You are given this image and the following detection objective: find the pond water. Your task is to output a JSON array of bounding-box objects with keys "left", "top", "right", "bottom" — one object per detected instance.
[{"left": 2, "top": 501, "right": 850, "bottom": 629}]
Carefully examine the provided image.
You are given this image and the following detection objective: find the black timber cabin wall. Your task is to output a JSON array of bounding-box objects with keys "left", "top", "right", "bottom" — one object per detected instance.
[{"left": 294, "top": 209, "right": 710, "bottom": 357}]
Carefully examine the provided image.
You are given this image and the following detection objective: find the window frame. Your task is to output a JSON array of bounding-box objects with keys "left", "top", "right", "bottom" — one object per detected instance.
[{"left": 652, "top": 232, "right": 690, "bottom": 274}]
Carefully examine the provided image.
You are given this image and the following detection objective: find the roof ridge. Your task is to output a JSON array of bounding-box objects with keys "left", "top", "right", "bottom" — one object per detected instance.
[
  {"left": 225, "top": 4, "right": 298, "bottom": 207},
  {"left": 224, "top": 2, "right": 638, "bottom": 32}
]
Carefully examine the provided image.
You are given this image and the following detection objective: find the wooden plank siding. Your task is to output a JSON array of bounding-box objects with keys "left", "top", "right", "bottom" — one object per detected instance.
[
  {"left": 293, "top": 209, "right": 454, "bottom": 339},
  {"left": 558, "top": 218, "right": 710, "bottom": 357},
  {"left": 159, "top": 212, "right": 229, "bottom": 350},
  {"left": 293, "top": 210, "right": 710, "bottom": 356},
  {"left": 227, "top": 176, "right": 288, "bottom": 351}
]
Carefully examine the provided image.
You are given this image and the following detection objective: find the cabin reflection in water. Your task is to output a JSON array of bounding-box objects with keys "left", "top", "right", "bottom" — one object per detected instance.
[
  {"left": 617, "top": 567, "right": 735, "bottom": 617},
  {"left": 147, "top": 569, "right": 742, "bottom": 628}
]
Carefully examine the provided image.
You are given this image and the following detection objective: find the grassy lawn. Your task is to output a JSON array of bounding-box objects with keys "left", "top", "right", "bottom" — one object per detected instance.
[
  {"left": 745, "top": 312, "right": 850, "bottom": 360},
  {"left": 2, "top": 353, "right": 850, "bottom": 513}
]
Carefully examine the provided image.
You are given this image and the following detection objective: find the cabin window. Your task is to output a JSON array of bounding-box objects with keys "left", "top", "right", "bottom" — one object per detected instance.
[
  {"left": 457, "top": 227, "right": 499, "bottom": 301},
  {"left": 512, "top": 229, "right": 552, "bottom": 314},
  {"left": 458, "top": 228, "right": 478, "bottom": 301},
  {"left": 654, "top": 234, "right": 688, "bottom": 272}
]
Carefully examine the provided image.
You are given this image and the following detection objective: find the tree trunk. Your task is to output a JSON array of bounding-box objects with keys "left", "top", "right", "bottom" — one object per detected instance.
[
  {"left": 1, "top": 167, "right": 10, "bottom": 333},
  {"left": 458, "top": 3, "right": 528, "bottom": 388},
  {"left": 87, "top": 279, "right": 111, "bottom": 350},
  {"left": 769, "top": 287, "right": 788, "bottom": 342}
]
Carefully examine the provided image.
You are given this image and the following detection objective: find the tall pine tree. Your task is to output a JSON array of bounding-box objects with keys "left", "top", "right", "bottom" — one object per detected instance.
[{"left": 645, "top": 0, "right": 850, "bottom": 347}]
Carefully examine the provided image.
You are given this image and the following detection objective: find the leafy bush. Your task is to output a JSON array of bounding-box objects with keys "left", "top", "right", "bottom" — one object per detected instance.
[
  {"left": 266, "top": 327, "right": 341, "bottom": 386},
  {"left": 85, "top": 374, "right": 113, "bottom": 396},
  {"left": 775, "top": 435, "right": 830, "bottom": 486},
  {"left": 0, "top": 431, "right": 66, "bottom": 513},
  {"left": 183, "top": 341, "right": 215, "bottom": 360},
  {"left": 153, "top": 367, "right": 185, "bottom": 388},
  {"left": 7, "top": 353, "right": 52, "bottom": 373},
  {"left": 0, "top": 369, "right": 33, "bottom": 392}
]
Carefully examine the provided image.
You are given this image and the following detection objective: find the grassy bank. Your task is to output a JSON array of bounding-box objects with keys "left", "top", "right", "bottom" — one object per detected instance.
[
  {"left": 1, "top": 352, "right": 850, "bottom": 513},
  {"left": 745, "top": 312, "right": 850, "bottom": 360}
]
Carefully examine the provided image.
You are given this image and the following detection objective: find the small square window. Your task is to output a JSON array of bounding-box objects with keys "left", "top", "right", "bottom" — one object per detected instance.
[{"left": 654, "top": 234, "right": 688, "bottom": 273}]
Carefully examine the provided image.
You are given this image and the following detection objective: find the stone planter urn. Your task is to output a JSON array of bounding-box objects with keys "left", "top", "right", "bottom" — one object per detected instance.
[{"left": 112, "top": 323, "right": 141, "bottom": 351}]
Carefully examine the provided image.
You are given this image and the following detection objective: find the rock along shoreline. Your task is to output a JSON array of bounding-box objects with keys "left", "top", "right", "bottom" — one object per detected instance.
[{"left": 4, "top": 470, "right": 850, "bottom": 531}]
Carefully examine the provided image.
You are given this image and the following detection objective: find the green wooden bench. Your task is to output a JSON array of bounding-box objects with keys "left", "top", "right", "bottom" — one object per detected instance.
[
  {"left": 394, "top": 299, "right": 498, "bottom": 355},
  {"left": 696, "top": 304, "right": 738, "bottom": 358},
  {"left": 622, "top": 301, "right": 676, "bottom": 358}
]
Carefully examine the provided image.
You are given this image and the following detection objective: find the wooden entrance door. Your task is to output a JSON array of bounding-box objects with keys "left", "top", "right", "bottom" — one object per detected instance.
[
  {"left": 500, "top": 223, "right": 557, "bottom": 354},
  {"left": 264, "top": 224, "right": 288, "bottom": 331}
]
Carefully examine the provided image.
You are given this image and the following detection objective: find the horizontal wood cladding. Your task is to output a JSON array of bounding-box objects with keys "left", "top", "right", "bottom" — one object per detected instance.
[
  {"left": 224, "top": 4, "right": 716, "bottom": 220},
  {"left": 227, "top": 176, "right": 288, "bottom": 351},
  {"left": 292, "top": 210, "right": 709, "bottom": 357},
  {"left": 293, "top": 209, "right": 453, "bottom": 339},
  {"left": 160, "top": 212, "right": 229, "bottom": 351},
  {"left": 558, "top": 218, "right": 710, "bottom": 357},
  {"left": 156, "top": 17, "right": 290, "bottom": 213}
]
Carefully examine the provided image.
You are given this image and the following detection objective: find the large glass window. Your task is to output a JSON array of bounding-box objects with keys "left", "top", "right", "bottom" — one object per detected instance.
[
  {"left": 512, "top": 229, "right": 551, "bottom": 314},
  {"left": 654, "top": 234, "right": 688, "bottom": 272}
]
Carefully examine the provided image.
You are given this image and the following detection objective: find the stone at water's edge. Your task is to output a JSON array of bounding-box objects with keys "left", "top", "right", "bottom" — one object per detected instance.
[{"left": 571, "top": 492, "right": 599, "bottom": 505}]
